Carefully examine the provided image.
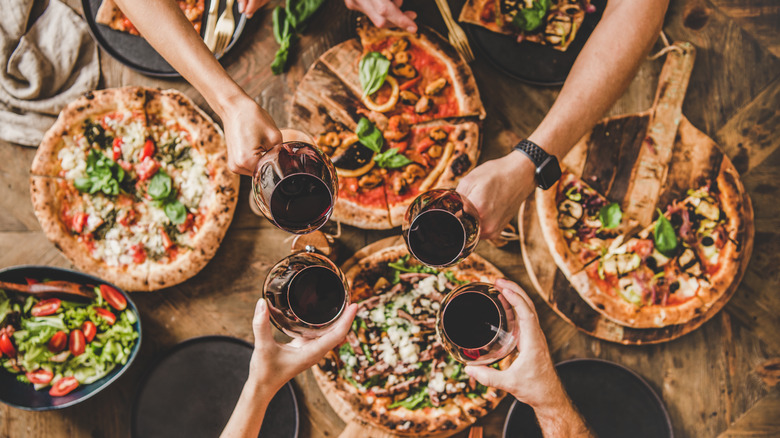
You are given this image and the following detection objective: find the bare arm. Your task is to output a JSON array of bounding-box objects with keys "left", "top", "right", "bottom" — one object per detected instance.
[
  {"left": 113, "top": 0, "right": 281, "bottom": 175},
  {"left": 457, "top": 0, "right": 669, "bottom": 238}
]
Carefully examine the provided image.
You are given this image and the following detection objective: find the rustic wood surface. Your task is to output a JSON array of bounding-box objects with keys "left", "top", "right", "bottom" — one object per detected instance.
[{"left": 0, "top": 0, "right": 778, "bottom": 437}]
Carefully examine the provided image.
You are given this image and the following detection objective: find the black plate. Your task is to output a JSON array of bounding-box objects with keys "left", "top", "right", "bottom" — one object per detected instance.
[
  {"left": 0, "top": 265, "right": 142, "bottom": 411},
  {"left": 457, "top": 0, "right": 607, "bottom": 85},
  {"left": 503, "top": 358, "right": 673, "bottom": 438},
  {"left": 132, "top": 336, "right": 299, "bottom": 438},
  {"left": 82, "top": 0, "right": 247, "bottom": 77}
]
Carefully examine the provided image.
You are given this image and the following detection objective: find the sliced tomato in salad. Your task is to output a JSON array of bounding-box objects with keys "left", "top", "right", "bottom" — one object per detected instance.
[
  {"left": 69, "top": 329, "right": 86, "bottom": 356},
  {"left": 99, "top": 284, "right": 127, "bottom": 311},
  {"left": 0, "top": 332, "right": 16, "bottom": 358},
  {"left": 95, "top": 308, "right": 117, "bottom": 325},
  {"left": 81, "top": 321, "right": 97, "bottom": 343},
  {"left": 48, "top": 331, "right": 68, "bottom": 353},
  {"left": 26, "top": 369, "right": 54, "bottom": 385},
  {"left": 49, "top": 377, "right": 79, "bottom": 397},
  {"left": 31, "top": 298, "right": 61, "bottom": 317}
]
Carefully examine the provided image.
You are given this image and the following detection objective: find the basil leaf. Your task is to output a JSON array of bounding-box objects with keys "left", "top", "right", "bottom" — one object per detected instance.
[
  {"left": 164, "top": 200, "right": 187, "bottom": 225},
  {"left": 374, "top": 148, "right": 413, "bottom": 169},
  {"left": 148, "top": 171, "right": 172, "bottom": 201},
  {"left": 653, "top": 209, "right": 678, "bottom": 256},
  {"left": 355, "top": 117, "right": 384, "bottom": 153},
  {"left": 286, "top": 0, "right": 325, "bottom": 31},
  {"left": 511, "top": 0, "right": 551, "bottom": 32},
  {"left": 359, "top": 52, "right": 391, "bottom": 97},
  {"left": 598, "top": 202, "right": 622, "bottom": 230}
]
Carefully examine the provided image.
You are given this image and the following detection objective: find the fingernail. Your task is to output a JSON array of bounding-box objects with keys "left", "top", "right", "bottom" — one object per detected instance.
[
  {"left": 238, "top": 2, "right": 244, "bottom": 13},
  {"left": 407, "top": 26, "right": 417, "bottom": 32},
  {"left": 257, "top": 299, "right": 266, "bottom": 312}
]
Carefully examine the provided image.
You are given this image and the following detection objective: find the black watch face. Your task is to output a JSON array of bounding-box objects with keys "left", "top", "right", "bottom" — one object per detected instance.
[{"left": 536, "top": 156, "right": 562, "bottom": 190}]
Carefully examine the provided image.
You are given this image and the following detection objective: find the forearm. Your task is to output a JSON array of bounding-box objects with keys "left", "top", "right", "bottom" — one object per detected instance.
[
  {"left": 220, "top": 377, "right": 276, "bottom": 438},
  {"left": 112, "top": 0, "right": 249, "bottom": 116},
  {"left": 528, "top": 0, "right": 668, "bottom": 158},
  {"left": 532, "top": 386, "right": 595, "bottom": 438}
]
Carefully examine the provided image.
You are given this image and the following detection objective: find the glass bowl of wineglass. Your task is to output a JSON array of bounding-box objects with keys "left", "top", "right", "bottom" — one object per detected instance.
[
  {"left": 262, "top": 250, "right": 350, "bottom": 339},
  {"left": 436, "top": 282, "right": 518, "bottom": 365},
  {"left": 252, "top": 129, "right": 338, "bottom": 234},
  {"left": 402, "top": 189, "right": 480, "bottom": 267}
]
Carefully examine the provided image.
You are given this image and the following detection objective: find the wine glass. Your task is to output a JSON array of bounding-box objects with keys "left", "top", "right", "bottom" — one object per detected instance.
[
  {"left": 436, "top": 282, "right": 518, "bottom": 365},
  {"left": 402, "top": 189, "right": 480, "bottom": 267},
  {"left": 262, "top": 250, "right": 350, "bottom": 339},
  {"left": 251, "top": 128, "right": 338, "bottom": 234}
]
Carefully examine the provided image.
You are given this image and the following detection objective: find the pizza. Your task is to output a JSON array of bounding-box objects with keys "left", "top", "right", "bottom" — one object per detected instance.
[
  {"left": 459, "top": 0, "right": 595, "bottom": 51},
  {"left": 96, "top": 0, "right": 205, "bottom": 36},
  {"left": 30, "top": 87, "right": 239, "bottom": 292},
  {"left": 291, "top": 20, "right": 484, "bottom": 229},
  {"left": 538, "top": 163, "right": 747, "bottom": 328},
  {"left": 313, "top": 245, "right": 508, "bottom": 436}
]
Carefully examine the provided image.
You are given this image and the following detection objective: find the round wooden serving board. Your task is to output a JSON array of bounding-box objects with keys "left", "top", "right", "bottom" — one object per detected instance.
[
  {"left": 312, "top": 236, "right": 504, "bottom": 437},
  {"left": 519, "top": 44, "right": 755, "bottom": 345}
]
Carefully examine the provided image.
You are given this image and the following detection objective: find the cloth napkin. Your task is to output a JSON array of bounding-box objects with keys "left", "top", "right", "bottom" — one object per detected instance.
[{"left": 0, "top": 0, "right": 99, "bottom": 147}]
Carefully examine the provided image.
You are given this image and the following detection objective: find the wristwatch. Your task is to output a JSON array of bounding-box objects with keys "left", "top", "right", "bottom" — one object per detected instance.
[{"left": 513, "top": 139, "right": 562, "bottom": 190}]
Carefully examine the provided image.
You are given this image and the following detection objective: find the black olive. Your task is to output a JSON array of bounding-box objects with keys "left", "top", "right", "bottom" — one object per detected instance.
[
  {"left": 670, "top": 213, "right": 683, "bottom": 227},
  {"left": 331, "top": 142, "right": 374, "bottom": 170},
  {"left": 701, "top": 236, "right": 714, "bottom": 247},
  {"left": 669, "top": 281, "right": 680, "bottom": 294},
  {"left": 450, "top": 154, "right": 471, "bottom": 176},
  {"left": 646, "top": 256, "right": 658, "bottom": 271}
]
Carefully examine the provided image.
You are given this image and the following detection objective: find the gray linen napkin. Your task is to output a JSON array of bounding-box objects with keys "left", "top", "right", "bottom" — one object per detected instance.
[{"left": 0, "top": 0, "right": 99, "bottom": 147}]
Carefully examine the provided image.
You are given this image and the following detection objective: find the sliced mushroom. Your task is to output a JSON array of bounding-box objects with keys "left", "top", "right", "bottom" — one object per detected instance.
[
  {"left": 394, "top": 51, "right": 410, "bottom": 65},
  {"left": 358, "top": 169, "right": 383, "bottom": 189},
  {"left": 558, "top": 213, "right": 579, "bottom": 229},
  {"left": 392, "top": 176, "right": 409, "bottom": 194},
  {"left": 677, "top": 248, "right": 696, "bottom": 269},
  {"left": 427, "top": 144, "right": 442, "bottom": 158},
  {"left": 400, "top": 90, "right": 419, "bottom": 105},
  {"left": 425, "top": 78, "right": 448, "bottom": 96},
  {"left": 392, "top": 63, "right": 417, "bottom": 79},
  {"left": 559, "top": 199, "right": 583, "bottom": 221},
  {"left": 317, "top": 131, "right": 340, "bottom": 148},
  {"left": 414, "top": 96, "right": 431, "bottom": 113},
  {"left": 429, "top": 128, "right": 448, "bottom": 142}
]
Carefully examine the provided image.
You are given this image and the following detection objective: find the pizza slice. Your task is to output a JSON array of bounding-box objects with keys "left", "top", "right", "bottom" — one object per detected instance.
[
  {"left": 536, "top": 169, "right": 638, "bottom": 278},
  {"left": 96, "top": 0, "right": 205, "bottom": 36}
]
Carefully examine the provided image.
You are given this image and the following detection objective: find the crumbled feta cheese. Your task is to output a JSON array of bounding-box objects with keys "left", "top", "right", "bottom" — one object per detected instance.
[{"left": 429, "top": 371, "right": 446, "bottom": 393}]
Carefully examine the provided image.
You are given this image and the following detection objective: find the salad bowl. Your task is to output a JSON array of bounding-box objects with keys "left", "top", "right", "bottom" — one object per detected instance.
[{"left": 0, "top": 265, "right": 142, "bottom": 410}]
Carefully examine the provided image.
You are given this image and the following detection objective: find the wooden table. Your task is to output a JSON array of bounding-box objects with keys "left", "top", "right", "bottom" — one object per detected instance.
[{"left": 1, "top": 0, "right": 778, "bottom": 437}]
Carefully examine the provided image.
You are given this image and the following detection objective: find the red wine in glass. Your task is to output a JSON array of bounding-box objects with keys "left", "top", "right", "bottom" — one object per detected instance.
[
  {"left": 252, "top": 133, "right": 338, "bottom": 234},
  {"left": 263, "top": 251, "right": 350, "bottom": 338},
  {"left": 403, "top": 189, "right": 480, "bottom": 267},
  {"left": 436, "top": 283, "right": 518, "bottom": 365}
]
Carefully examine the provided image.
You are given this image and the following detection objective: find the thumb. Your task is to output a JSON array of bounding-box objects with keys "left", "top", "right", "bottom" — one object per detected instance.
[
  {"left": 464, "top": 364, "right": 503, "bottom": 389},
  {"left": 252, "top": 299, "right": 274, "bottom": 347}
]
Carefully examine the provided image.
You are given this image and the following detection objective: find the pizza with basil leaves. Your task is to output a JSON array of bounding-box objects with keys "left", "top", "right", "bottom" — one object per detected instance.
[
  {"left": 313, "top": 245, "right": 508, "bottom": 436},
  {"left": 30, "top": 87, "right": 239, "bottom": 292},
  {"left": 291, "top": 20, "right": 483, "bottom": 229}
]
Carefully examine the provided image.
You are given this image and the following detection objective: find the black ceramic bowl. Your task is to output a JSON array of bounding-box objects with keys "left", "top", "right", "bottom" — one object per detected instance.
[{"left": 0, "top": 265, "right": 142, "bottom": 411}]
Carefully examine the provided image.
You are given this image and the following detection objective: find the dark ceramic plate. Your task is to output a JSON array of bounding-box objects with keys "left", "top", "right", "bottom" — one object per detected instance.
[
  {"left": 82, "top": 0, "right": 247, "bottom": 77},
  {"left": 503, "top": 358, "right": 673, "bottom": 438},
  {"left": 458, "top": 0, "right": 607, "bottom": 85},
  {"left": 0, "top": 265, "right": 142, "bottom": 411},
  {"left": 132, "top": 336, "right": 299, "bottom": 438}
]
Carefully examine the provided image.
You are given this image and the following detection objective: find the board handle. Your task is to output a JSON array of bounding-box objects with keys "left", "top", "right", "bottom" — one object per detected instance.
[{"left": 650, "top": 41, "right": 696, "bottom": 119}]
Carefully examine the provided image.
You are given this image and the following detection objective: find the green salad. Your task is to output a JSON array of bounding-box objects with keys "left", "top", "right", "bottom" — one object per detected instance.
[{"left": 0, "top": 282, "right": 139, "bottom": 397}]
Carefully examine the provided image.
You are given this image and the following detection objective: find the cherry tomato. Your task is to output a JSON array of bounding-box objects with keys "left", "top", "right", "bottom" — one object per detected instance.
[
  {"left": 130, "top": 244, "right": 146, "bottom": 264},
  {"left": 95, "top": 308, "right": 117, "bottom": 325},
  {"left": 0, "top": 332, "right": 16, "bottom": 358},
  {"left": 69, "top": 329, "right": 86, "bottom": 356},
  {"left": 178, "top": 213, "right": 194, "bottom": 233},
  {"left": 135, "top": 156, "right": 160, "bottom": 181},
  {"left": 31, "top": 298, "right": 62, "bottom": 317},
  {"left": 141, "top": 139, "right": 156, "bottom": 160},
  {"left": 99, "top": 284, "right": 127, "bottom": 311},
  {"left": 49, "top": 377, "right": 79, "bottom": 397},
  {"left": 71, "top": 212, "right": 88, "bottom": 234},
  {"left": 81, "top": 321, "right": 97, "bottom": 343},
  {"left": 48, "top": 331, "right": 68, "bottom": 353},
  {"left": 160, "top": 227, "right": 174, "bottom": 251},
  {"left": 112, "top": 137, "right": 123, "bottom": 161},
  {"left": 117, "top": 159, "right": 133, "bottom": 172},
  {"left": 26, "top": 369, "right": 54, "bottom": 385},
  {"left": 118, "top": 209, "right": 137, "bottom": 227}
]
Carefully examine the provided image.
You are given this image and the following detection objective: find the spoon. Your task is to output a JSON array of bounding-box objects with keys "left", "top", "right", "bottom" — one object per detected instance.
[{"left": 0, "top": 280, "right": 96, "bottom": 300}]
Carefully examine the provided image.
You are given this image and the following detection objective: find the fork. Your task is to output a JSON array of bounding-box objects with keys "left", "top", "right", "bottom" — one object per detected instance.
[
  {"left": 213, "top": 0, "right": 237, "bottom": 55},
  {"left": 433, "top": 0, "right": 475, "bottom": 63}
]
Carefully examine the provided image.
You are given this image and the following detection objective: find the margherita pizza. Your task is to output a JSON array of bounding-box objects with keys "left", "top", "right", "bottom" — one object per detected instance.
[
  {"left": 292, "top": 20, "right": 484, "bottom": 229},
  {"left": 96, "top": 0, "right": 205, "bottom": 35},
  {"left": 313, "top": 245, "right": 508, "bottom": 436},
  {"left": 30, "top": 87, "right": 239, "bottom": 292}
]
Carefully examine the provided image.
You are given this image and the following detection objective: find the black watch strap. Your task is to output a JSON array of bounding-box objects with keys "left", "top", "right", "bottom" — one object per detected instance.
[
  {"left": 513, "top": 139, "right": 547, "bottom": 167},
  {"left": 513, "top": 139, "right": 561, "bottom": 190}
]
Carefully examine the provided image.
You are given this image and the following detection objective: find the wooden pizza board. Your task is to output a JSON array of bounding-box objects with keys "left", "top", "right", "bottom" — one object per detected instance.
[
  {"left": 312, "top": 236, "right": 501, "bottom": 438},
  {"left": 519, "top": 43, "right": 755, "bottom": 344}
]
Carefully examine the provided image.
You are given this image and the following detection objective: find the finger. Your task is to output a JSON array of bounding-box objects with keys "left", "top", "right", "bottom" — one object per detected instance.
[
  {"left": 252, "top": 299, "right": 275, "bottom": 347},
  {"left": 496, "top": 278, "right": 535, "bottom": 313},
  {"left": 404, "top": 11, "right": 417, "bottom": 22},
  {"left": 302, "top": 303, "right": 358, "bottom": 358},
  {"left": 238, "top": 0, "right": 246, "bottom": 13},
  {"left": 380, "top": 0, "right": 417, "bottom": 32},
  {"left": 495, "top": 281, "right": 542, "bottom": 350},
  {"left": 392, "top": 0, "right": 403, "bottom": 7},
  {"left": 464, "top": 365, "right": 504, "bottom": 389},
  {"left": 244, "top": 0, "right": 269, "bottom": 17}
]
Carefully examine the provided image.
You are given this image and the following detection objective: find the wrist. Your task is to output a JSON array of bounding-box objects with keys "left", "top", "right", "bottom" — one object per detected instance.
[
  {"left": 210, "top": 84, "right": 252, "bottom": 120},
  {"left": 525, "top": 381, "right": 572, "bottom": 415}
]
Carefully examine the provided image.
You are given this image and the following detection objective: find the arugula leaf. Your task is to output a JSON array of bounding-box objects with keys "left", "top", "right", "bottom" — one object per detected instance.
[
  {"left": 444, "top": 271, "right": 467, "bottom": 285},
  {"left": 286, "top": 0, "right": 325, "bottom": 31},
  {"left": 355, "top": 117, "right": 384, "bottom": 153},
  {"left": 164, "top": 200, "right": 187, "bottom": 225},
  {"left": 359, "top": 52, "right": 391, "bottom": 97},
  {"left": 653, "top": 209, "right": 678, "bottom": 256},
  {"left": 374, "top": 148, "right": 413, "bottom": 169},
  {"left": 387, "top": 255, "right": 438, "bottom": 274},
  {"left": 148, "top": 171, "right": 173, "bottom": 201},
  {"left": 598, "top": 202, "right": 622, "bottom": 230},
  {"left": 339, "top": 342, "right": 355, "bottom": 357},
  {"left": 511, "top": 0, "right": 551, "bottom": 32},
  {"left": 388, "top": 389, "right": 431, "bottom": 410}
]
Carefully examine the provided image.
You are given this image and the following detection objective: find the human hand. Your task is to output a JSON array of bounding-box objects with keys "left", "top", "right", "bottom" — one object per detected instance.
[
  {"left": 464, "top": 279, "right": 567, "bottom": 411},
  {"left": 344, "top": 0, "right": 418, "bottom": 32},
  {"left": 246, "top": 299, "right": 358, "bottom": 394},
  {"left": 237, "top": 0, "right": 272, "bottom": 18},
  {"left": 456, "top": 151, "right": 536, "bottom": 239},
  {"left": 219, "top": 95, "right": 282, "bottom": 175}
]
